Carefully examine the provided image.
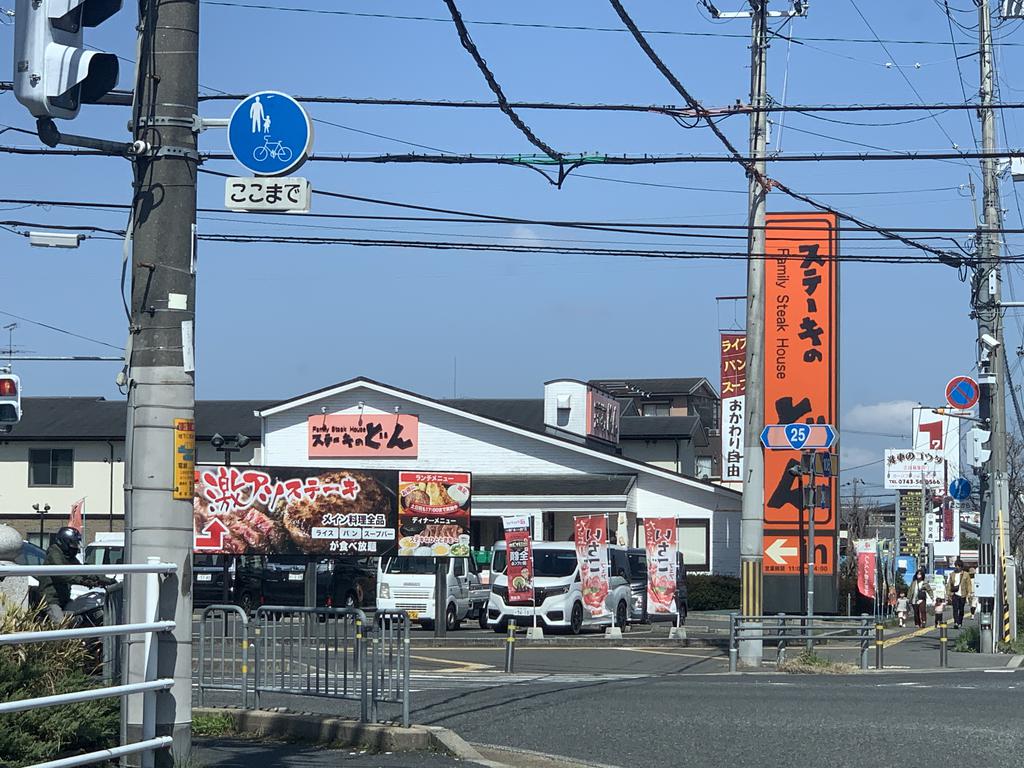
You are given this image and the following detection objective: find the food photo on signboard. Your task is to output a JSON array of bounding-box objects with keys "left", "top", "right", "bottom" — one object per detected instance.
[
  {"left": 396, "top": 472, "right": 472, "bottom": 557},
  {"left": 193, "top": 464, "right": 398, "bottom": 555}
]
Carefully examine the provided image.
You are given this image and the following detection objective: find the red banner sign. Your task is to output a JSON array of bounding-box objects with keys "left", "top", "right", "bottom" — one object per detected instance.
[
  {"left": 643, "top": 519, "right": 677, "bottom": 615},
  {"left": 574, "top": 515, "right": 610, "bottom": 618},
  {"left": 857, "top": 551, "right": 877, "bottom": 599},
  {"left": 308, "top": 414, "right": 418, "bottom": 458},
  {"left": 397, "top": 472, "right": 471, "bottom": 557},
  {"left": 503, "top": 515, "right": 534, "bottom": 604}
]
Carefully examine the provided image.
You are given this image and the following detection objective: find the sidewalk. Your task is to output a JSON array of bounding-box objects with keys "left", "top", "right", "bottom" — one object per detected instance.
[{"left": 195, "top": 738, "right": 474, "bottom": 767}]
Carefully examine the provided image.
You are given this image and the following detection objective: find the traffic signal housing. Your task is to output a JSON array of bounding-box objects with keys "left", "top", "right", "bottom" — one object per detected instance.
[
  {"left": 0, "top": 373, "right": 21, "bottom": 425},
  {"left": 970, "top": 426, "right": 992, "bottom": 468},
  {"left": 13, "top": 0, "right": 122, "bottom": 120}
]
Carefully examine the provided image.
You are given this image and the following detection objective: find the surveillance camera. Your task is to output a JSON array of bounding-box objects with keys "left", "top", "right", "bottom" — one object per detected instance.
[
  {"left": 210, "top": 433, "right": 225, "bottom": 449},
  {"left": 981, "top": 333, "right": 1001, "bottom": 350},
  {"left": 235, "top": 434, "right": 250, "bottom": 449}
]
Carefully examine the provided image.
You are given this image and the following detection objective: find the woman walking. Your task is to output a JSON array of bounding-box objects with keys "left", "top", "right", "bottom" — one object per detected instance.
[{"left": 907, "top": 568, "right": 933, "bottom": 628}]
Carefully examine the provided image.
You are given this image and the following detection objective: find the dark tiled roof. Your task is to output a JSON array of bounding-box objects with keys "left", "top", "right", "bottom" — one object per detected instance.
[
  {"left": 619, "top": 415, "right": 702, "bottom": 439},
  {"left": 589, "top": 378, "right": 714, "bottom": 398},
  {"left": 442, "top": 398, "right": 545, "bottom": 433},
  {"left": 474, "top": 474, "right": 635, "bottom": 496},
  {"left": 11, "top": 398, "right": 267, "bottom": 440}
]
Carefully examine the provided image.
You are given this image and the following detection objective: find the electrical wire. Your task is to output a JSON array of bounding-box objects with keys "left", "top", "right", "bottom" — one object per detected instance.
[{"left": 0, "top": 309, "right": 121, "bottom": 350}]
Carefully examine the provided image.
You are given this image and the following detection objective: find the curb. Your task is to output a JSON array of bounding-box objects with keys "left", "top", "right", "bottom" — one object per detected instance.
[{"left": 194, "top": 707, "right": 503, "bottom": 765}]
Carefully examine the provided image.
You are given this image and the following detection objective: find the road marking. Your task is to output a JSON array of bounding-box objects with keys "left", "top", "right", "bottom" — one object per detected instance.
[
  {"left": 617, "top": 648, "right": 727, "bottom": 661},
  {"left": 883, "top": 625, "right": 933, "bottom": 648},
  {"left": 409, "top": 654, "right": 494, "bottom": 673}
]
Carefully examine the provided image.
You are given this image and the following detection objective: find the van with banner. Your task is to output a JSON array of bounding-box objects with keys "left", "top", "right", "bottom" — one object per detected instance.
[{"left": 487, "top": 541, "right": 632, "bottom": 634}]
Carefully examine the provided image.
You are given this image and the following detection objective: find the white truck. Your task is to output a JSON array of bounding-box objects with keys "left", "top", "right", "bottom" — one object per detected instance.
[{"left": 376, "top": 555, "right": 489, "bottom": 631}]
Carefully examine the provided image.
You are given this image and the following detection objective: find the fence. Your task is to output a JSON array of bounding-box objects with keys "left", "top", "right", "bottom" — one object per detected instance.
[
  {"left": 729, "top": 613, "right": 874, "bottom": 672},
  {"left": 0, "top": 558, "right": 178, "bottom": 768},
  {"left": 197, "top": 605, "right": 411, "bottom": 725}
]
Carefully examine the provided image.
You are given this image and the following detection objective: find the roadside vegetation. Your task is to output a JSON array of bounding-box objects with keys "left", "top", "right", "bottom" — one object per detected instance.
[
  {"left": 779, "top": 650, "right": 858, "bottom": 675},
  {"left": 687, "top": 575, "right": 740, "bottom": 611},
  {"left": 192, "top": 711, "right": 237, "bottom": 737},
  {"left": 0, "top": 597, "right": 117, "bottom": 767}
]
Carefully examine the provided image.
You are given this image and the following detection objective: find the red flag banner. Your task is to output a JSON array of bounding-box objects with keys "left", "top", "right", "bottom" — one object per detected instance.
[
  {"left": 502, "top": 515, "right": 534, "bottom": 605},
  {"left": 574, "top": 515, "right": 610, "bottom": 618},
  {"left": 643, "top": 518, "right": 677, "bottom": 615},
  {"left": 855, "top": 540, "right": 877, "bottom": 599},
  {"left": 68, "top": 498, "right": 85, "bottom": 531}
]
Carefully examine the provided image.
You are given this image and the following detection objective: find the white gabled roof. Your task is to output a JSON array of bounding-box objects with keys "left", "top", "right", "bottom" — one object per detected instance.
[{"left": 256, "top": 377, "right": 740, "bottom": 500}]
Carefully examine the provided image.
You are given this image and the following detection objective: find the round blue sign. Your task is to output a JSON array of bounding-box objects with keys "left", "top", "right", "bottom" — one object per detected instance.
[
  {"left": 227, "top": 91, "right": 313, "bottom": 176},
  {"left": 949, "top": 477, "right": 972, "bottom": 501}
]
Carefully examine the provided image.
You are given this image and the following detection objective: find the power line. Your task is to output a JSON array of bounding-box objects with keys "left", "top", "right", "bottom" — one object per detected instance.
[{"left": 0, "top": 309, "right": 121, "bottom": 351}]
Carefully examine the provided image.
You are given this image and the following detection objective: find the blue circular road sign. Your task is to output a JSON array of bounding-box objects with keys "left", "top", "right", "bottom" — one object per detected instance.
[
  {"left": 228, "top": 91, "right": 313, "bottom": 176},
  {"left": 949, "top": 477, "right": 972, "bottom": 501}
]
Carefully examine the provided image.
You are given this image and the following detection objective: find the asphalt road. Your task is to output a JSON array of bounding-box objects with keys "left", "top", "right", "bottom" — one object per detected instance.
[{"left": 413, "top": 669, "right": 1024, "bottom": 768}]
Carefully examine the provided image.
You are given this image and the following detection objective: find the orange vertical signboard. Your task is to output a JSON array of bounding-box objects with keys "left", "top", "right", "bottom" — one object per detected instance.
[{"left": 762, "top": 213, "right": 839, "bottom": 580}]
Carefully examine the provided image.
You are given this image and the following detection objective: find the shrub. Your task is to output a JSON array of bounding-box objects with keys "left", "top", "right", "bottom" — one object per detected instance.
[
  {"left": 953, "top": 624, "right": 980, "bottom": 654},
  {"left": 0, "top": 598, "right": 118, "bottom": 767},
  {"left": 686, "top": 575, "right": 740, "bottom": 611},
  {"left": 192, "top": 711, "right": 236, "bottom": 737}
]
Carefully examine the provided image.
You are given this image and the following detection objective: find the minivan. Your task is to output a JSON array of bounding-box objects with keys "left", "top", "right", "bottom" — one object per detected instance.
[{"left": 487, "top": 541, "right": 633, "bottom": 634}]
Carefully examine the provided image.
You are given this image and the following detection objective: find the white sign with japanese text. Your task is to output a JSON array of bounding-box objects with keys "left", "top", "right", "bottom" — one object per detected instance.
[
  {"left": 225, "top": 177, "right": 311, "bottom": 212},
  {"left": 883, "top": 449, "right": 946, "bottom": 490}
]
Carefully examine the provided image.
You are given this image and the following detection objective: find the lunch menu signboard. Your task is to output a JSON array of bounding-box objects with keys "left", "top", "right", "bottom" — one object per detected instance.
[{"left": 194, "top": 465, "right": 471, "bottom": 558}]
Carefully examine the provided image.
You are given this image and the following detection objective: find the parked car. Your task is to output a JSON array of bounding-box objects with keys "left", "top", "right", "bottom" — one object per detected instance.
[
  {"left": 324, "top": 556, "right": 377, "bottom": 610},
  {"left": 14, "top": 539, "right": 47, "bottom": 607},
  {"left": 487, "top": 541, "right": 633, "bottom": 634},
  {"left": 376, "top": 555, "right": 489, "bottom": 631},
  {"left": 636, "top": 550, "right": 689, "bottom": 624},
  {"left": 193, "top": 554, "right": 235, "bottom": 609},
  {"left": 623, "top": 548, "right": 648, "bottom": 622},
  {"left": 233, "top": 555, "right": 324, "bottom": 613}
]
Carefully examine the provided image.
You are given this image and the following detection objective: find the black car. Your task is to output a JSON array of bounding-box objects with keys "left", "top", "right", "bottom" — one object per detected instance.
[
  {"left": 233, "top": 555, "right": 375, "bottom": 614},
  {"left": 193, "top": 554, "right": 235, "bottom": 609},
  {"left": 623, "top": 547, "right": 688, "bottom": 624},
  {"left": 323, "top": 557, "right": 377, "bottom": 610}
]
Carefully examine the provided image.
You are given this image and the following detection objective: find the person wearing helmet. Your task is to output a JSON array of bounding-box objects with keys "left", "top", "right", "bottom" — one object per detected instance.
[{"left": 36, "top": 527, "right": 115, "bottom": 624}]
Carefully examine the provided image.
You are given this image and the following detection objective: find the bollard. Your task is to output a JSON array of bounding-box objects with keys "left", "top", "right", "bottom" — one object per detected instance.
[
  {"left": 875, "top": 623, "right": 884, "bottom": 670},
  {"left": 776, "top": 613, "right": 787, "bottom": 666},
  {"left": 859, "top": 614, "right": 870, "bottom": 670},
  {"left": 504, "top": 619, "right": 516, "bottom": 673},
  {"left": 728, "top": 616, "right": 738, "bottom": 673},
  {"left": 939, "top": 622, "right": 948, "bottom": 668}
]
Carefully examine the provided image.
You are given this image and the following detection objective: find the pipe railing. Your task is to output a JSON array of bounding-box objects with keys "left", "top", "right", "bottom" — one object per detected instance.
[{"left": 729, "top": 613, "right": 874, "bottom": 672}]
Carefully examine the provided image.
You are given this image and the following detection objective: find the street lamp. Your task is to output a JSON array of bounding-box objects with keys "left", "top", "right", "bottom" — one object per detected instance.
[{"left": 31, "top": 502, "right": 50, "bottom": 546}]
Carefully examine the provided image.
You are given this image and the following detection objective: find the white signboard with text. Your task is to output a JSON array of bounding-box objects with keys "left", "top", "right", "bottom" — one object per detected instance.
[{"left": 884, "top": 449, "right": 945, "bottom": 490}]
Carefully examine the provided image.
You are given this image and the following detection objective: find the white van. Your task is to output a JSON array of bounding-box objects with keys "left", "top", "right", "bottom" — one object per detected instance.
[
  {"left": 487, "top": 541, "right": 633, "bottom": 634},
  {"left": 377, "top": 555, "right": 490, "bottom": 631}
]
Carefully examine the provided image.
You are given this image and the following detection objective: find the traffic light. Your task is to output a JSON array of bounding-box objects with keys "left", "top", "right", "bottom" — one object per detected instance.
[
  {"left": 13, "top": 0, "right": 122, "bottom": 120},
  {"left": 0, "top": 373, "right": 21, "bottom": 425},
  {"left": 970, "top": 427, "right": 992, "bottom": 468}
]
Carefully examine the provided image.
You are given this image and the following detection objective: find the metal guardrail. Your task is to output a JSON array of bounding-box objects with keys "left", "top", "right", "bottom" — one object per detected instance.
[
  {"left": 0, "top": 558, "right": 177, "bottom": 768},
  {"left": 729, "top": 613, "right": 874, "bottom": 672},
  {"left": 372, "top": 611, "right": 411, "bottom": 728},
  {"left": 252, "top": 605, "right": 369, "bottom": 721},
  {"left": 198, "top": 605, "right": 250, "bottom": 708}
]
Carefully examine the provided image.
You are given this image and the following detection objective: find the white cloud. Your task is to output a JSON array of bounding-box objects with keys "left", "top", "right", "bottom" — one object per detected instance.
[
  {"left": 844, "top": 400, "right": 919, "bottom": 434},
  {"left": 511, "top": 225, "right": 544, "bottom": 248}
]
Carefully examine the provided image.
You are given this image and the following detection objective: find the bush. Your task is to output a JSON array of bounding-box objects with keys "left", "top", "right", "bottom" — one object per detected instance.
[
  {"left": 687, "top": 575, "right": 740, "bottom": 611},
  {"left": 192, "top": 711, "right": 236, "bottom": 737},
  {"left": 954, "top": 624, "right": 980, "bottom": 654},
  {"left": 0, "top": 597, "right": 118, "bottom": 767}
]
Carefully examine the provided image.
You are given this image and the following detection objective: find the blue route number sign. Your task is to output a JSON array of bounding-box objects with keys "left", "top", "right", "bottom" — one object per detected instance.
[{"left": 228, "top": 91, "right": 313, "bottom": 177}]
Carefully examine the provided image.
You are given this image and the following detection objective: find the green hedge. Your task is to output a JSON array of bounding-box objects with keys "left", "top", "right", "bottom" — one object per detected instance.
[
  {"left": 686, "top": 575, "right": 741, "bottom": 611},
  {"left": 0, "top": 599, "right": 118, "bottom": 767}
]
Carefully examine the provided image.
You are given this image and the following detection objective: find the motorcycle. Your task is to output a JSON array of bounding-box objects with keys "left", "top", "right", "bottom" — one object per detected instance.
[{"left": 63, "top": 588, "right": 109, "bottom": 676}]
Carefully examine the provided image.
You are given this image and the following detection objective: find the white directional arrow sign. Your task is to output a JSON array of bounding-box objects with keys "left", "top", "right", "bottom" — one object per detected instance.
[{"left": 765, "top": 537, "right": 800, "bottom": 565}]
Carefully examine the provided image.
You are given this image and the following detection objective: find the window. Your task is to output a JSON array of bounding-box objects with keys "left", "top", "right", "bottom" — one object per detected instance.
[
  {"left": 695, "top": 456, "right": 714, "bottom": 479},
  {"left": 677, "top": 520, "right": 710, "bottom": 571},
  {"left": 642, "top": 402, "right": 670, "bottom": 417},
  {"left": 29, "top": 448, "right": 73, "bottom": 487},
  {"left": 454, "top": 558, "right": 465, "bottom": 577}
]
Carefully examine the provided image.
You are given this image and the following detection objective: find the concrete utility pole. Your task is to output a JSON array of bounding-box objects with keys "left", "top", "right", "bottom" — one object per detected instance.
[
  {"left": 123, "top": 0, "right": 199, "bottom": 760},
  {"left": 739, "top": 0, "right": 769, "bottom": 668},
  {"left": 976, "top": 0, "right": 1017, "bottom": 648}
]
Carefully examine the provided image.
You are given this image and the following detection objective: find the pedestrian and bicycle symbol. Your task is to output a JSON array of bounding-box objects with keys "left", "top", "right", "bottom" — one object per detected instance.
[
  {"left": 945, "top": 375, "right": 980, "bottom": 410},
  {"left": 949, "top": 477, "right": 972, "bottom": 501},
  {"left": 228, "top": 91, "right": 313, "bottom": 176}
]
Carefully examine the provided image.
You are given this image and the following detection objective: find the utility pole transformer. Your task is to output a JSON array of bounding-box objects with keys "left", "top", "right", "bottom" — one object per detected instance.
[
  {"left": 123, "top": 0, "right": 199, "bottom": 760},
  {"left": 976, "top": 0, "right": 1017, "bottom": 648},
  {"left": 739, "top": 0, "right": 769, "bottom": 668}
]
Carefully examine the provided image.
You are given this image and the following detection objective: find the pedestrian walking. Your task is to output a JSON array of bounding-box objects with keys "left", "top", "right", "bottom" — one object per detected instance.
[
  {"left": 908, "top": 568, "right": 933, "bottom": 628},
  {"left": 945, "top": 558, "right": 974, "bottom": 629},
  {"left": 896, "top": 593, "right": 909, "bottom": 627}
]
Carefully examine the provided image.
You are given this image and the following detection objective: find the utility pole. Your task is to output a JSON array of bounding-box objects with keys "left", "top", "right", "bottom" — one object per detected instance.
[
  {"left": 976, "top": 0, "right": 1017, "bottom": 649},
  {"left": 123, "top": 0, "right": 199, "bottom": 760},
  {"left": 739, "top": 0, "right": 769, "bottom": 668}
]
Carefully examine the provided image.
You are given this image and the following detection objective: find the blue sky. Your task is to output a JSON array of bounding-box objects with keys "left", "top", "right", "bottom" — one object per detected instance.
[{"left": 3, "top": 1, "right": 1024, "bottom": 494}]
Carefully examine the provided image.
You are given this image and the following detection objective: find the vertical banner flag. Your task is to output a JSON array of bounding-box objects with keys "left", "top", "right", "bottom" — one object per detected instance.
[
  {"left": 68, "top": 498, "right": 85, "bottom": 531},
  {"left": 855, "top": 539, "right": 877, "bottom": 599},
  {"left": 763, "top": 213, "right": 839, "bottom": 610},
  {"left": 643, "top": 518, "right": 678, "bottom": 615},
  {"left": 502, "top": 515, "right": 534, "bottom": 605},
  {"left": 574, "top": 515, "right": 610, "bottom": 618},
  {"left": 720, "top": 333, "right": 747, "bottom": 489}
]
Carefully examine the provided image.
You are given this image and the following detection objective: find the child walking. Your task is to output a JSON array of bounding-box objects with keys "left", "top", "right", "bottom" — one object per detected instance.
[
  {"left": 896, "top": 593, "right": 909, "bottom": 627},
  {"left": 933, "top": 596, "right": 946, "bottom": 627}
]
